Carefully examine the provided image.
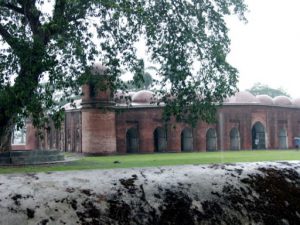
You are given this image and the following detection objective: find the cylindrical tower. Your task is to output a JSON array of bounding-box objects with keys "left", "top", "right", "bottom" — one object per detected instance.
[{"left": 81, "top": 63, "right": 117, "bottom": 154}]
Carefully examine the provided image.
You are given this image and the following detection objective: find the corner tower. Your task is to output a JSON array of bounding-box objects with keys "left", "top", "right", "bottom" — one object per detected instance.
[{"left": 81, "top": 63, "right": 117, "bottom": 154}]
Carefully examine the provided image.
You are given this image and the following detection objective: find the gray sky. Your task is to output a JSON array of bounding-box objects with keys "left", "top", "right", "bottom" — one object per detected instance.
[{"left": 226, "top": 0, "right": 300, "bottom": 98}]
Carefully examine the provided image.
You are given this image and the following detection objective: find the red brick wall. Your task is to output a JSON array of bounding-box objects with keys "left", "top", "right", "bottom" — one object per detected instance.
[
  {"left": 116, "top": 107, "right": 165, "bottom": 153},
  {"left": 115, "top": 104, "right": 300, "bottom": 153},
  {"left": 116, "top": 107, "right": 217, "bottom": 153},
  {"left": 218, "top": 105, "right": 300, "bottom": 150}
]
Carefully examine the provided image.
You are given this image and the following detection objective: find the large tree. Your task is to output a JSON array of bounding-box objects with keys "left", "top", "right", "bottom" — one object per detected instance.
[{"left": 0, "top": 0, "right": 247, "bottom": 151}]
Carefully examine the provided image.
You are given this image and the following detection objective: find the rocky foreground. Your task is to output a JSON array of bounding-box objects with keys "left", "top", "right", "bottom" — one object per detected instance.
[{"left": 1, "top": 162, "right": 300, "bottom": 225}]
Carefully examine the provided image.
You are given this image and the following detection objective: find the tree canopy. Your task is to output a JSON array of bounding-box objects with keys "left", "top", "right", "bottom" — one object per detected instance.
[
  {"left": 0, "top": 0, "right": 247, "bottom": 151},
  {"left": 247, "top": 83, "right": 290, "bottom": 98}
]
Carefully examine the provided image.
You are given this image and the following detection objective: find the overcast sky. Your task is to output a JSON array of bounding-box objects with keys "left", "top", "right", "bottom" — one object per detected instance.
[{"left": 226, "top": 0, "right": 300, "bottom": 98}]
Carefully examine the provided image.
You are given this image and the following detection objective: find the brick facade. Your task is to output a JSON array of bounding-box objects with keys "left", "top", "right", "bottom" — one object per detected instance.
[{"left": 27, "top": 102, "right": 300, "bottom": 154}]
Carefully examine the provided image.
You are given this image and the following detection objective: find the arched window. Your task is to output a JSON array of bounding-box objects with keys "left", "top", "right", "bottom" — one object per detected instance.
[
  {"left": 154, "top": 127, "right": 167, "bottom": 152},
  {"left": 206, "top": 128, "right": 217, "bottom": 151},
  {"left": 279, "top": 128, "right": 288, "bottom": 149},
  {"left": 181, "top": 128, "right": 193, "bottom": 152},
  {"left": 126, "top": 128, "right": 139, "bottom": 153},
  {"left": 230, "top": 128, "right": 240, "bottom": 150},
  {"left": 252, "top": 122, "right": 266, "bottom": 149}
]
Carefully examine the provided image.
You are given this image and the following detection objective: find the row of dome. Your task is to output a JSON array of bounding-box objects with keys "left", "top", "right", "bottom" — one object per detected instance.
[
  {"left": 63, "top": 90, "right": 300, "bottom": 110},
  {"left": 115, "top": 90, "right": 300, "bottom": 107},
  {"left": 66, "top": 62, "right": 300, "bottom": 107},
  {"left": 90, "top": 63, "right": 300, "bottom": 106},
  {"left": 89, "top": 63, "right": 300, "bottom": 106},
  {"left": 226, "top": 91, "right": 300, "bottom": 106}
]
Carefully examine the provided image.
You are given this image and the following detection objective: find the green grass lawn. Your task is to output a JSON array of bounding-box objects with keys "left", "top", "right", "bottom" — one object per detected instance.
[{"left": 1, "top": 150, "right": 300, "bottom": 174}]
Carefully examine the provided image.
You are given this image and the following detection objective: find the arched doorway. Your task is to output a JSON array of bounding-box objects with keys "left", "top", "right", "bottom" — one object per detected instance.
[
  {"left": 206, "top": 128, "right": 217, "bottom": 151},
  {"left": 11, "top": 126, "right": 26, "bottom": 145},
  {"left": 181, "top": 128, "right": 193, "bottom": 152},
  {"left": 252, "top": 122, "right": 266, "bottom": 149},
  {"left": 279, "top": 128, "right": 288, "bottom": 149},
  {"left": 230, "top": 128, "right": 240, "bottom": 150},
  {"left": 126, "top": 128, "right": 139, "bottom": 153},
  {"left": 154, "top": 127, "right": 167, "bottom": 152}
]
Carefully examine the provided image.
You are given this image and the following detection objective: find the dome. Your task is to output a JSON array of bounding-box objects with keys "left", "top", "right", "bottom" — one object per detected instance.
[
  {"left": 273, "top": 96, "right": 292, "bottom": 106},
  {"left": 256, "top": 95, "right": 273, "bottom": 105},
  {"left": 132, "top": 90, "right": 155, "bottom": 103},
  {"left": 292, "top": 98, "right": 300, "bottom": 107},
  {"left": 227, "top": 91, "right": 258, "bottom": 104},
  {"left": 91, "top": 62, "right": 108, "bottom": 76}
]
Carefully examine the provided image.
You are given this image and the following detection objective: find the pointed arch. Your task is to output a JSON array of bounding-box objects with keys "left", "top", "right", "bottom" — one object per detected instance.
[
  {"left": 181, "top": 128, "right": 193, "bottom": 152},
  {"left": 206, "top": 128, "right": 217, "bottom": 151},
  {"left": 126, "top": 127, "right": 139, "bottom": 153},
  {"left": 230, "top": 128, "right": 240, "bottom": 150},
  {"left": 279, "top": 128, "right": 288, "bottom": 149},
  {"left": 154, "top": 127, "right": 167, "bottom": 152},
  {"left": 252, "top": 122, "right": 266, "bottom": 149}
]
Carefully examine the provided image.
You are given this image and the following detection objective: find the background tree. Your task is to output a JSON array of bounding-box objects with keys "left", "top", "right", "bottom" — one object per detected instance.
[
  {"left": 127, "top": 59, "right": 156, "bottom": 91},
  {"left": 247, "top": 82, "right": 290, "bottom": 98},
  {"left": 0, "top": 0, "right": 247, "bottom": 151}
]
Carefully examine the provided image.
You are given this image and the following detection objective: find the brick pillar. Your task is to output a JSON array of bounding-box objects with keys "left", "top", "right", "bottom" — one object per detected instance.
[
  {"left": 81, "top": 108, "right": 116, "bottom": 154},
  {"left": 167, "top": 124, "right": 181, "bottom": 152},
  {"left": 139, "top": 122, "right": 153, "bottom": 153},
  {"left": 25, "top": 121, "right": 38, "bottom": 150},
  {"left": 218, "top": 112, "right": 224, "bottom": 151},
  {"left": 242, "top": 115, "right": 252, "bottom": 150}
]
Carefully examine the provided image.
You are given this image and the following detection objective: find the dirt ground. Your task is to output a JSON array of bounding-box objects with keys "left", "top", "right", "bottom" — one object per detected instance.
[{"left": 1, "top": 161, "right": 300, "bottom": 225}]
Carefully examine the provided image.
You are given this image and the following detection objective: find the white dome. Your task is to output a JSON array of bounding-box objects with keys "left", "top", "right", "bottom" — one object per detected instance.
[
  {"left": 132, "top": 90, "right": 155, "bottom": 103},
  {"left": 273, "top": 96, "right": 292, "bottom": 106},
  {"left": 256, "top": 95, "right": 273, "bottom": 105},
  {"left": 228, "top": 91, "right": 258, "bottom": 104}
]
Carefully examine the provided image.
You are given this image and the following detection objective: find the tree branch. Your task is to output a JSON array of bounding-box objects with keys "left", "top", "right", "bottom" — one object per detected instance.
[
  {"left": 41, "top": 0, "right": 67, "bottom": 44},
  {"left": 0, "top": 22, "right": 30, "bottom": 60},
  {"left": 0, "top": 2, "right": 24, "bottom": 14},
  {"left": 44, "top": 0, "right": 91, "bottom": 42},
  {"left": 53, "top": 0, "right": 66, "bottom": 23},
  {"left": 0, "top": 23, "right": 18, "bottom": 49},
  {"left": 22, "top": 0, "right": 42, "bottom": 36}
]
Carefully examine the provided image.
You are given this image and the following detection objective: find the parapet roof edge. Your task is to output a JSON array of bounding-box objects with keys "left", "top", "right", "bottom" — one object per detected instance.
[{"left": 64, "top": 102, "right": 300, "bottom": 112}]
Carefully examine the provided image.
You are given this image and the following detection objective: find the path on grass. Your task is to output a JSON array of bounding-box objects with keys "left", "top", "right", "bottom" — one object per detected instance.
[{"left": 1, "top": 161, "right": 300, "bottom": 224}]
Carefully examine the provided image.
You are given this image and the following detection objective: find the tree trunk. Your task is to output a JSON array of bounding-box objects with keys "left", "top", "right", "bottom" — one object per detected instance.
[{"left": 0, "top": 118, "right": 14, "bottom": 152}]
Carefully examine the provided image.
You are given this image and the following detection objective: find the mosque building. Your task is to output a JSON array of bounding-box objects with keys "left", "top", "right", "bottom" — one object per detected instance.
[{"left": 13, "top": 64, "right": 300, "bottom": 154}]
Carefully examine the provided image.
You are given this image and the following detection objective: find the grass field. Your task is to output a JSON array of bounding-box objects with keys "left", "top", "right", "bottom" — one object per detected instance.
[{"left": 0, "top": 150, "right": 300, "bottom": 174}]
